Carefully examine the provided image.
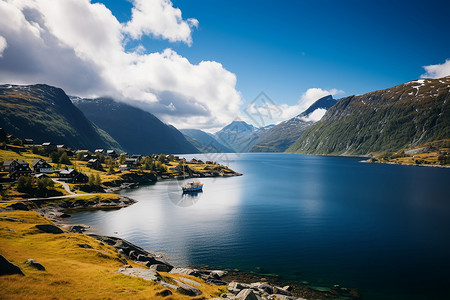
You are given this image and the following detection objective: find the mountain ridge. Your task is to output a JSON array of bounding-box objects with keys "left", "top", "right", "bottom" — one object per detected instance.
[
  {"left": 0, "top": 84, "right": 122, "bottom": 151},
  {"left": 249, "top": 95, "right": 337, "bottom": 152},
  {"left": 287, "top": 77, "right": 450, "bottom": 155},
  {"left": 74, "top": 97, "right": 199, "bottom": 154}
]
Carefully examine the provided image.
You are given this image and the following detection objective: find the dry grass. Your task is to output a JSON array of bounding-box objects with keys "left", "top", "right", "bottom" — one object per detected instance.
[{"left": 0, "top": 211, "right": 224, "bottom": 299}]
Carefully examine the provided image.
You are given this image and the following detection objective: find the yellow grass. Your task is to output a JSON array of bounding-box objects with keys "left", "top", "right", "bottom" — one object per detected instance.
[{"left": 0, "top": 211, "right": 224, "bottom": 299}]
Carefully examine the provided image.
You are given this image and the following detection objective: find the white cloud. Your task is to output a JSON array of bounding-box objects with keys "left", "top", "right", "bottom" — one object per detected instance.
[
  {"left": 275, "top": 88, "right": 342, "bottom": 121},
  {"left": 124, "top": 0, "right": 198, "bottom": 45},
  {"left": 300, "top": 108, "right": 327, "bottom": 122},
  {"left": 243, "top": 88, "right": 342, "bottom": 127},
  {"left": 421, "top": 59, "right": 450, "bottom": 79},
  {"left": 0, "top": 36, "right": 6, "bottom": 57},
  {"left": 0, "top": 0, "right": 241, "bottom": 130}
]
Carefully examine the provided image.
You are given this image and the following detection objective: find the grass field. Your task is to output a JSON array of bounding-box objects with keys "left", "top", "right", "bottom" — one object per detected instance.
[{"left": 0, "top": 210, "right": 225, "bottom": 299}]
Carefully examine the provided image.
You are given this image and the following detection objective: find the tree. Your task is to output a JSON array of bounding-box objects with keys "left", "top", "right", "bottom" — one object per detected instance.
[
  {"left": 50, "top": 151, "right": 60, "bottom": 163},
  {"left": 95, "top": 174, "right": 101, "bottom": 186},
  {"left": 107, "top": 163, "right": 115, "bottom": 174},
  {"left": 36, "top": 177, "right": 53, "bottom": 191},
  {"left": 158, "top": 154, "right": 166, "bottom": 163},
  {"left": 59, "top": 152, "right": 71, "bottom": 165},
  {"left": 77, "top": 152, "right": 84, "bottom": 161},
  {"left": 88, "top": 174, "right": 95, "bottom": 187},
  {"left": 17, "top": 176, "right": 33, "bottom": 192},
  {"left": 96, "top": 153, "right": 105, "bottom": 163},
  {"left": 118, "top": 154, "right": 126, "bottom": 165}
]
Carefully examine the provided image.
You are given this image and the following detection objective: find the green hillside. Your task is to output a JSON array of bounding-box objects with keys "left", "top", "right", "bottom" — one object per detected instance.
[
  {"left": 287, "top": 77, "right": 450, "bottom": 155},
  {"left": 0, "top": 84, "right": 122, "bottom": 151},
  {"left": 74, "top": 98, "right": 199, "bottom": 154}
]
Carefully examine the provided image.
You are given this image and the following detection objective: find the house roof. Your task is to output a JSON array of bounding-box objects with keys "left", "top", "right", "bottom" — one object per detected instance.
[
  {"left": 88, "top": 159, "right": 99, "bottom": 163},
  {"left": 59, "top": 168, "right": 76, "bottom": 175},
  {"left": 17, "top": 160, "right": 29, "bottom": 166},
  {"left": 32, "top": 159, "right": 43, "bottom": 167},
  {"left": 35, "top": 173, "right": 50, "bottom": 178},
  {"left": 2, "top": 160, "right": 15, "bottom": 166},
  {"left": 42, "top": 142, "right": 54, "bottom": 146}
]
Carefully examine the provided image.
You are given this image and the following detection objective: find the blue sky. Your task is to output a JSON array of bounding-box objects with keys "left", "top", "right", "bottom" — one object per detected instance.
[{"left": 97, "top": 0, "right": 450, "bottom": 104}]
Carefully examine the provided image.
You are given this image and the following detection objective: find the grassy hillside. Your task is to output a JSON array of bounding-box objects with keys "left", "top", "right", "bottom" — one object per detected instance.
[
  {"left": 0, "top": 210, "right": 225, "bottom": 299},
  {"left": 288, "top": 77, "right": 450, "bottom": 155},
  {"left": 0, "top": 84, "right": 122, "bottom": 151},
  {"left": 74, "top": 98, "right": 199, "bottom": 154},
  {"left": 369, "top": 139, "right": 450, "bottom": 166}
]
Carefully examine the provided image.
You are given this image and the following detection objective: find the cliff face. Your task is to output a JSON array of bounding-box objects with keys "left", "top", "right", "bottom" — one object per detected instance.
[
  {"left": 0, "top": 84, "right": 121, "bottom": 151},
  {"left": 287, "top": 77, "right": 450, "bottom": 155}
]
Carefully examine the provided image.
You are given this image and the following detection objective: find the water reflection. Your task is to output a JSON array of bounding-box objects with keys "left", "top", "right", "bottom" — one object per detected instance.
[{"left": 65, "top": 153, "right": 450, "bottom": 300}]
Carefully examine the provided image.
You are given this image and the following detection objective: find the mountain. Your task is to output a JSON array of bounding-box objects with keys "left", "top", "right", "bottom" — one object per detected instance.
[
  {"left": 73, "top": 98, "right": 199, "bottom": 154},
  {"left": 214, "top": 121, "right": 274, "bottom": 153},
  {"left": 250, "top": 95, "right": 337, "bottom": 152},
  {"left": 0, "top": 84, "right": 122, "bottom": 151},
  {"left": 180, "top": 129, "right": 234, "bottom": 153},
  {"left": 287, "top": 77, "right": 450, "bottom": 155}
]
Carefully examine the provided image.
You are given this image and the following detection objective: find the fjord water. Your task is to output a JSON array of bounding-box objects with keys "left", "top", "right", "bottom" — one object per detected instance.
[{"left": 68, "top": 153, "right": 450, "bottom": 299}]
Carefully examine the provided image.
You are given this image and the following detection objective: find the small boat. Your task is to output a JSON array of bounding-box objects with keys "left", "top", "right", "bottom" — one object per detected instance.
[{"left": 182, "top": 181, "right": 203, "bottom": 193}]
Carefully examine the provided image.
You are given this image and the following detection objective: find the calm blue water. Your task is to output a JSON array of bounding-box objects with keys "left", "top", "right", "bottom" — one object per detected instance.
[{"left": 67, "top": 153, "right": 450, "bottom": 299}]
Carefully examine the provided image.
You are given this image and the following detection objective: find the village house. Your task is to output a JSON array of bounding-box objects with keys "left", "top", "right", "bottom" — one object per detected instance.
[
  {"left": 58, "top": 167, "right": 88, "bottom": 183},
  {"left": 1, "top": 160, "right": 32, "bottom": 180},
  {"left": 32, "top": 159, "right": 53, "bottom": 173},
  {"left": 86, "top": 158, "right": 102, "bottom": 170},
  {"left": 42, "top": 142, "right": 57, "bottom": 152},
  {"left": 119, "top": 164, "right": 130, "bottom": 171},
  {"left": 130, "top": 154, "right": 143, "bottom": 162},
  {"left": 23, "top": 138, "right": 34, "bottom": 145},
  {"left": 106, "top": 150, "right": 118, "bottom": 158},
  {"left": 124, "top": 157, "right": 140, "bottom": 168},
  {"left": 94, "top": 149, "right": 105, "bottom": 155}
]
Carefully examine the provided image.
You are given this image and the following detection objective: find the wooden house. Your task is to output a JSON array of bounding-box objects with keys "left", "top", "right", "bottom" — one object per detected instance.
[{"left": 32, "top": 159, "right": 53, "bottom": 173}]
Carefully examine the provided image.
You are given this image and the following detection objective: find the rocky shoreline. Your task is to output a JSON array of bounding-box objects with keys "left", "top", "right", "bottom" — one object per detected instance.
[{"left": 1, "top": 193, "right": 360, "bottom": 300}]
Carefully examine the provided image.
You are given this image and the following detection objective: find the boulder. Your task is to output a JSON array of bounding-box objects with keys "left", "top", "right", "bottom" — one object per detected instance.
[
  {"left": 210, "top": 270, "right": 227, "bottom": 278},
  {"left": 35, "top": 224, "right": 64, "bottom": 234},
  {"left": 149, "top": 264, "right": 171, "bottom": 272},
  {"left": 169, "top": 267, "right": 200, "bottom": 277},
  {"left": 117, "top": 267, "right": 160, "bottom": 282},
  {"left": 173, "top": 279, "right": 202, "bottom": 296},
  {"left": 68, "top": 225, "right": 88, "bottom": 233},
  {"left": 228, "top": 281, "right": 251, "bottom": 294},
  {"left": 282, "top": 285, "right": 293, "bottom": 292},
  {"left": 156, "top": 289, "right": 173, "bottom": 297},
  {"left": 269, "top": 294, "right": 296, "bottom": 300},
  {"left": 3, "top": 217, "right": 24, "bottom": 222},
  {"left": 6, "top": 203, "right": 29, "bottom": 211},
  {"left": 235, "top": 289, "right": 258, "bottom": 300},
  {"left": 0, "top": 254, "right": 24, "bottom": 276},
  {"left": 273, "top": 286, "right": 292, "bottom": 296},
  {"left": 25, "top": 259, "right": 45, "bottom": 271}
]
